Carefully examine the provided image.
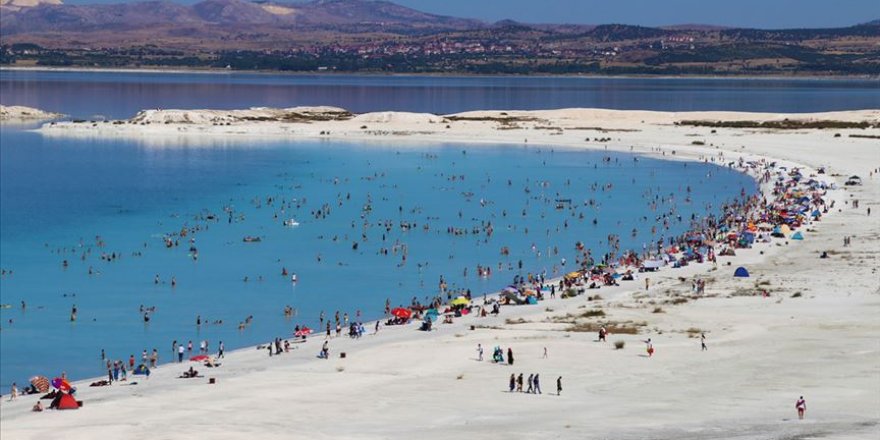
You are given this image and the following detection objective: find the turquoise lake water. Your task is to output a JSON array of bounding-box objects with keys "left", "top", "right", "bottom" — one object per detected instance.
[{"left": 3, "top": 71, "right": 873, "bottom": 387}]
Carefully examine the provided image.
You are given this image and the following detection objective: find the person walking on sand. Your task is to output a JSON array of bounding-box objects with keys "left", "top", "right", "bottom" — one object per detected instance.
[
  {"left": 527, "top": 374, "right": 534, "bottom": 393},
  {"left": 516, "top": 373, "right": 524, "bottom": 392},
  {"left": 477, "top": 343, "right": 484, "bottom": 361},
  {"left": 645, "top": 338, "right": 654, "bottom": 357},
  {"left": 796, "top": 396, "right": 807, "bottom": 420},
  {"left": 218, "top": 341, "right": 224, "bottom": 358},
  {"left": 178, "top": 344, "right": 185, "bottom": 362},
  {"left": 557, "top": 376, "right": 562, "bottom": 396},
  {"left": 543, "top": 347, "right": 548, "bottom": 358},
  {"left": 9, "top": 382, "right": 18, "bottom": 401},
  {"left": 508, "top": 348, "right": 514, "bottom": 365},
  {"left": 509, "top": 374, "right": 516, "bottom": 392},
  {"left": 701, "top": 333, "right": 708, "bottom": 351},
  {"left": 534, "top": 374, "right": 541, "bottom": 394}
]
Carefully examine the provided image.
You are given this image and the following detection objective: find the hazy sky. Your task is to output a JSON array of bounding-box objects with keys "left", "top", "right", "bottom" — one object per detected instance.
[{"left": 60, "top": 0, "right": 879, "bottom": 29}]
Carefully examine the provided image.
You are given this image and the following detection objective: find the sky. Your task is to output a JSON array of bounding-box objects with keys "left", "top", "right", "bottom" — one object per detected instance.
[{"left": 58, "top": 0, "right": 880, "bottom": 29}]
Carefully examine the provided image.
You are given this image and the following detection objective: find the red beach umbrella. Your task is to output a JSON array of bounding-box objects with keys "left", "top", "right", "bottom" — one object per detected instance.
[
  {"left": 390, "top": 307, "right": 412, "bottom": 319},
  {"left": 295, "top": 327, "right": 312, "bottom": 337},
  {"left": 190, "top": 354, "right": 209, "bottom": 362}
]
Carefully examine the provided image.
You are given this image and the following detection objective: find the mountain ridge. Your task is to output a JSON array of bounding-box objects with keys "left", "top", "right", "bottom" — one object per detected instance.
[{"left": 1, "top": 0, "right": 877, "bottom": 76}]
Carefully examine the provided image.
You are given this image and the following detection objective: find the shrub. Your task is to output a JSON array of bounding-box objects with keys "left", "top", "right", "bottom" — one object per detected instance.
[
  {"left": 581, "top": 309, "right": 605, "bottom": 318},
  {"left": 614, "top": 340, "right": 625, "bottom": 350},
  {"left": 652, "top": 307, "right": 664, "bottom": 313}
]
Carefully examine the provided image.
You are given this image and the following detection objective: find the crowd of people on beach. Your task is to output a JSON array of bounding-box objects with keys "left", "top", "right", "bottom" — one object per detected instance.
[{"left": 2, "top": 148, "right": 839, "bottom": 425}]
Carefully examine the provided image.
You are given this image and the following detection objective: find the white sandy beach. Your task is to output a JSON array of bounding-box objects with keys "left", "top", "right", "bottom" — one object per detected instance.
[
  {"left": 0, "top": 104, "right": 63, "bottom": 122},
  {"left": 2, "top": 107, "right": 878, "bottom": 439}
]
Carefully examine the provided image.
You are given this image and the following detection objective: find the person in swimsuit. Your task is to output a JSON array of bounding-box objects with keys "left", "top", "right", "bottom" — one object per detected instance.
[{"left": 796, "top": 396, "right": 806, "bottom": 419}]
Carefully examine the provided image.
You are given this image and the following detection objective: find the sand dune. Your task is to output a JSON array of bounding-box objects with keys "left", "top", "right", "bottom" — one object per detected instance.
[{"left": 0, "top": 105, "right": 63, "bottom": 122}]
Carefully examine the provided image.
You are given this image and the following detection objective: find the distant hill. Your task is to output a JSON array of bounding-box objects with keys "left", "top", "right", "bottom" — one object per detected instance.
[
  {"left": 1, "top": 0, "right": 878, "bottom": 76},
  {"left": 0, "top": 0, "right": 484, "bottom": 35}
]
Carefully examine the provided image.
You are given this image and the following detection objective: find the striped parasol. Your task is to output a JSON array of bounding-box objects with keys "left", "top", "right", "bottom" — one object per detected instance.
[{"left": 30, "top": 376, "right": 50, "bottom": 392}]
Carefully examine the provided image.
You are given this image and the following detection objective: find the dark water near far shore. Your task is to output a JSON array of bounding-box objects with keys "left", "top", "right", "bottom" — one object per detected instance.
[{"left": 1, "top": 70, "right": 878, "bottom": 119}]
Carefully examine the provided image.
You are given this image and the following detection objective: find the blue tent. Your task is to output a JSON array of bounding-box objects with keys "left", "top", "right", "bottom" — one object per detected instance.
[
  {"left": 734, "top": 267, "right": 750, "bottom": 278},
  {"left": 133, "top": 364, "right": 150, "bottom": 376},
  {"left": 791, "top": 231, "right": 804, "bottom": 240}
]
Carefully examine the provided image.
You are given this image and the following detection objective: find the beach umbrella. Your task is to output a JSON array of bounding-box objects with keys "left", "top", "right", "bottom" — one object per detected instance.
[
  {"left": 502, "top": 286, "right": 519, "bottom": 294},
  {"left": 30, "top": 376, "right": 50, "bottom": 393},
  {"left": 51, "top": 377, "right": 72, "bottom": 392},
  {"left": 450, "top": 296, "right": 470, "bottom": 307},
  {"left": 295, "top": 327, "right": 313, "bottom": 337},
  {"left": 190, "top": 354, "right": 209, "bottom": 362},
  {"left": 391, "top": 307, "right": 412, "bottom": 319}
]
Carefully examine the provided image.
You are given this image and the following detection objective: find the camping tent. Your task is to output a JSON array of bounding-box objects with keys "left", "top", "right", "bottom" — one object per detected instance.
[
  {"left": 133, "top": 364, "right": 150, "bottom": 376},
  {"left": 790, "top": 231, "right": 804, "bottom": 240},
  {"left": 51, "top": 393, "right": 79, "bottom": 410},
  {"left": 734, "top": 267, "right": 750, "bottom": 278}
]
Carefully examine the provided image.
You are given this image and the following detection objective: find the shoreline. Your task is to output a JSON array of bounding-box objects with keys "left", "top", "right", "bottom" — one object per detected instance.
[
  {"left": 2, "top": 107, "right": 879, "bottom": 439},
  {"left": 3, "top": 65, "right": 878, "bottom": 81}
]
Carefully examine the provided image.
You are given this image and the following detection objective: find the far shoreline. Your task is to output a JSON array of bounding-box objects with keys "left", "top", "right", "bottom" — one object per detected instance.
[{"left": 2, "top": 65, "right": 878, "bottom": 82}]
